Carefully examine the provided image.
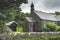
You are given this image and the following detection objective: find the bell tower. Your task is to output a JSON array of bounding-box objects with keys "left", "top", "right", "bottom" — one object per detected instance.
[{"left": 30, "top": 3, "right": 34, "bottom": 13}]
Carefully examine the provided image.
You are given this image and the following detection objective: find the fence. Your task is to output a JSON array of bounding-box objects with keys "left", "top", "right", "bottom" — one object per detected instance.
[{"left": 0, "top": 32, "right": 60, "bottom": 40}]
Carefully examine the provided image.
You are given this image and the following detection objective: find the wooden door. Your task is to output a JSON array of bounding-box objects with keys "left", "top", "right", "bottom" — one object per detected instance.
[{"left": 33, "top": 24, "right": 35, "bottom": 32}]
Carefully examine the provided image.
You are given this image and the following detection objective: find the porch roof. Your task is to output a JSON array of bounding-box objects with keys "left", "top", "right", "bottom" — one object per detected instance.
[{"left": 25, "top": 17, "right": 36, "bottom": 22}]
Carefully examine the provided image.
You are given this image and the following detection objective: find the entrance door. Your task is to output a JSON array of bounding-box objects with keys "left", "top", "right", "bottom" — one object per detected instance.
[{"left": 33, "top": 24, "right": 35, "bottom": 32}]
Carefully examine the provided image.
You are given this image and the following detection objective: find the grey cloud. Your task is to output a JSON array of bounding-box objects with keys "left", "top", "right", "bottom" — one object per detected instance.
[
  {"left": 21, "top": 0, "right": 60, "bottom": 13},
  {"left": 43, "top": 0, "right": 60, "bottom": 9}
]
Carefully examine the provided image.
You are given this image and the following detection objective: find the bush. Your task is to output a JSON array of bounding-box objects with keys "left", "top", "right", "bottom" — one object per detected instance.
[
  {"left": 16, "top": 26, "right": 23, "bottom": 32},
  {"left": 43, "top": 22, "right": 57, "bottom": 32},
  {"left": 56, "top": 26, "right": 60, "bottom": 31},
  {"left": 43, "top": 27, "right": 49, "bottom": 32}
]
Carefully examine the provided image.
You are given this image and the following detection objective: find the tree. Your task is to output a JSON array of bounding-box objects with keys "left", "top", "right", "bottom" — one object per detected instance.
[
  {"left": 0, "top": 0, "right": 28, "bottom": 11},
  {"left": 43, "top": 22, "right": 57, "bottom": 32},
  {"left": 0, "top": 13, "right": 6, "bottom": 33},
  {"left": 46, "top": 22, "right": 56, "bottom": 31},
  {"left": 0, "top": 0, "right": 28, "bottom": 22},
  {"left": 14, "top": 12, "right": 30, "bottom": 26},
  {"left": 0, "top": 0, "right": 28, "bottom": 33}
]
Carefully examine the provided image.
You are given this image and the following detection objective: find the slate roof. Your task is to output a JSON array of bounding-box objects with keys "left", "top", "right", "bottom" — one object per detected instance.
[
  {"left": 25, "top": 17, "right": 36, "bottom": 22},
  {"left": 34, "top": 10, "right": 60, "bottom": 21},
  {"left": 6, "top": 21, "right": 18, "bottom": 26}
]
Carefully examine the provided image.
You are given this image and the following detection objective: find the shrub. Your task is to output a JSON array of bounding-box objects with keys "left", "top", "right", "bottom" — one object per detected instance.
[
  {"left": 16, "top": 26, "right": 23, "bottom": 32},
  {"left": 56, "top": 26, "right": 60, "bottom": 31},
  {"left": 43, "top": 22, "right": 57, "bottom": 32}
]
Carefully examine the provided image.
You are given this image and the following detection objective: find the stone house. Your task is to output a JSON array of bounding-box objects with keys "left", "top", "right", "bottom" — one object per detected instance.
[
  {"left": 6, "top": 21, "right": 18, "bottom": 31},
  {"left": 23, "top": 3, "right": 60, "bottom": 32}
]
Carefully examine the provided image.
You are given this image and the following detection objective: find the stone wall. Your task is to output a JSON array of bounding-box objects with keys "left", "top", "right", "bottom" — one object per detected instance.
[{"left": 0, "top": 32, "right": 60, "bottom": 40}]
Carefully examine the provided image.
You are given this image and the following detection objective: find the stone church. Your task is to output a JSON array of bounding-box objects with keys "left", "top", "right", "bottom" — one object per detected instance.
[{"left": 23, "top": 3, "right": 60, "bottom": 32}]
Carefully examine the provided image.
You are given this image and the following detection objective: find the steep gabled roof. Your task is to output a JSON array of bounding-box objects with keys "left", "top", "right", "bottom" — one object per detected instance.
[
  {"left": 6, "top": 21, "right": 18, "bottom": 26},
  {"left": 34, "top": 10, "right": 60, "bottom": 21}
]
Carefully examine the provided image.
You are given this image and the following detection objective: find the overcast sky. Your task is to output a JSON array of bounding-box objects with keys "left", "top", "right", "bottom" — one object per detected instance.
[{"left": 21, "top": 0, "right": 60, "bottom": 13}]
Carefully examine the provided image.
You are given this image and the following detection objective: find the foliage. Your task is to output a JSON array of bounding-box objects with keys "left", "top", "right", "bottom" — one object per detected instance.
[
  {"left": 16, "top": 26, "right": 23, "bottom": 32},
  {"left": 43, "top": 22, "right": 60, "bottom": 32},
  {"left": 43, "top": 22, "right": 57, "bottom": 32},
  {"left": 0, "top": 0, "right": 28, "bottom": 33},
  {"left": 0, "top": 8, "right": 29, "bottom": 33},
  {"left": 0, "top": 0, "right": 28, "bottom": 11},
  {"left": 0, "top": 13, "right": 7, "bottom": 33},
  {"left": 0, "top": 0, "right": 28, "bottom": 23},
  {"left": 56, "top": 26, "right": 60, "bottom": 31},
  {"left": 1, "top": 9, "right": 15, "bottom": 22},
  {"left": 14, "top": 12, "right": 30, "bottom": 26},
  {"left": 0, "top": 13, "right": 6, "bottom": 21}
]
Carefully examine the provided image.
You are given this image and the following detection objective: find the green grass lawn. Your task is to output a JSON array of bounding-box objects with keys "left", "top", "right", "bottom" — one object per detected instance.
[
  {"left": 11, "top": 35, "right": 60, "bottom": 40},
  {"left": 11, "top": 36, "right": 48, "bottom": 40}
]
